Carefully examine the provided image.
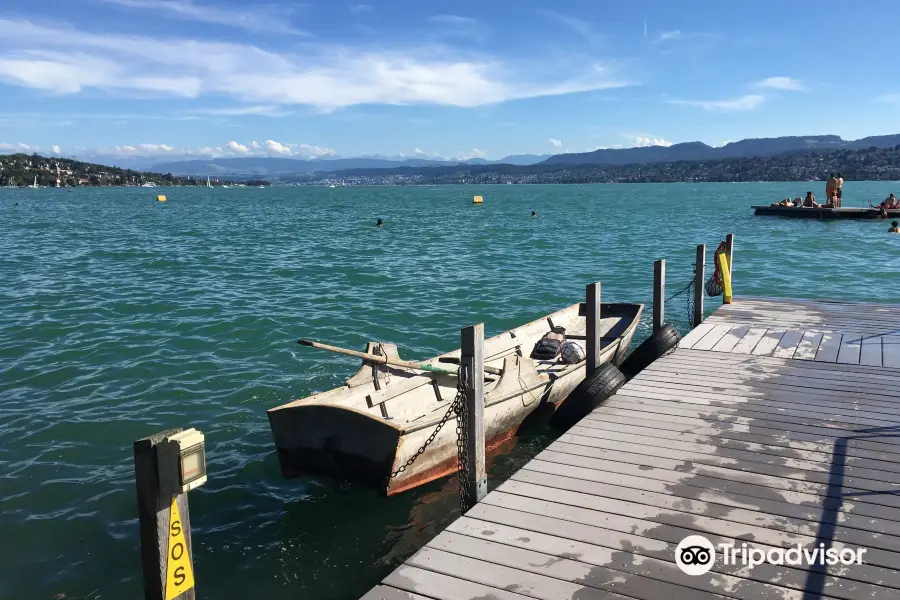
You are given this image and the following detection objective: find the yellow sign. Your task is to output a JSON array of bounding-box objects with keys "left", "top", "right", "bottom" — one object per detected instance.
[{"left": 164, "top": 498, "right": 195, "bottom": 600}]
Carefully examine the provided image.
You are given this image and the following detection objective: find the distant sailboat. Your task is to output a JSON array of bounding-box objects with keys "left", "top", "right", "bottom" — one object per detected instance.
[
  {"left": 31, "top": 176, "right": 38, "bottom": 189},
  {"left": 207, "top": 176, "right": 213, "bottom": 188}
]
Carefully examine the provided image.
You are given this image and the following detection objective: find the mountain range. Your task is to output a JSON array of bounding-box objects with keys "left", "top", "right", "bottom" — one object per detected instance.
[
  {"left": 145, "top": 153, "right": 551, "bottom": 176},
  {"left": 75, "top": 134, "right": 900, "bottom": 178}
]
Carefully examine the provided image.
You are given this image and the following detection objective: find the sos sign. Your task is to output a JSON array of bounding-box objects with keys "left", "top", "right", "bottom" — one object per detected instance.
[{"left": 164, "top": 499, "right": 195, "bottom": 600}]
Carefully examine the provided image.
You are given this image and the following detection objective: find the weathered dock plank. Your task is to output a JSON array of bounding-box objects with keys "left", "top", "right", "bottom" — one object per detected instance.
[{"left": 361, "top": 296, "right": 900, "bottom": 600}]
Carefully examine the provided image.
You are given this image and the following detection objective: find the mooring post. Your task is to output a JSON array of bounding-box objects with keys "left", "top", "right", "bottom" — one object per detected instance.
[
  {"left": 585, "top": 282, "right": 602, "bottom": 378},
  {"left": 725, "top": 233, "right": 734, "bottom": 280},
  {"left": 461, "top": 323, "right": 486, "bottom": 511},
  {"left": 652, "top": 259, "right": 665, "bottom": 332},
  {"left": 134, "top": 428, "right": 207, "bottom": 600},
  {"left": 693, "top": 244, "right": 706, "bottom": 326}
]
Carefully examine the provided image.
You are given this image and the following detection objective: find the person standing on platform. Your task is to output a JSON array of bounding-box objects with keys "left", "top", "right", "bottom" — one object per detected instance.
[
  {"left": 835, "top": 173, "right": 844, "bottom": 207},
  {"left": 826, "top": 173, "right": 837, "bottom": 204}
]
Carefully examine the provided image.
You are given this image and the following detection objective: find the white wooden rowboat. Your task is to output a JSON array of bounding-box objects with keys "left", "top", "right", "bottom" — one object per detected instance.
[{"left": 267, "top": 301, "right": 643, "bottom": 495}]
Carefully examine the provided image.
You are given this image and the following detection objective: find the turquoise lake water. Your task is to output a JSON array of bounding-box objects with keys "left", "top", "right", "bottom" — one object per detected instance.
[{"left": 1, "top": 182, "right": 898, "bottom": 600}]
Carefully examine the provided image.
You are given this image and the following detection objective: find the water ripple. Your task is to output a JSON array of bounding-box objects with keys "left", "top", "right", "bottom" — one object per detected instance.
[{"left": 1, "top": 182, "right": 898, "bottom": 600}]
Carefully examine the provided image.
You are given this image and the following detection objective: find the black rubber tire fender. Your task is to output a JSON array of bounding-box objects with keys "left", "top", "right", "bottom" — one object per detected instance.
[
  {"left": 550, "top": 363, "right": 626, "bottom": 432},
  {"left": 618, "top": 323, "right": 680, "bottom": 378}
]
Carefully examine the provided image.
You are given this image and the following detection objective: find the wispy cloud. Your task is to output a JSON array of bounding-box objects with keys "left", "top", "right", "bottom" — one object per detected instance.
[
  {"left": 99, "top": 0, "right": 308, "bottom": 35},
  {"left": 0, "top": 19, "right": 634, "bottom": 111},
  {"left": 653, "top": 30, "right": 684, "bottom": 44},
  {"left": 667, "top": 94, "right": 766, "bottom": 111},
  {"left": 549, "top": 138, "right": 563, "bottom": 148},
  {"left": 349, "top": 3, "right": 371, "bottom": 14},
  {"left": 429, "top": 14, "right": 477, "bottom": 26},
  {"left": 754, "top": 76, "right": 805, "bottom": 91},
  {"left": 186, "top": 105, "right": 292, "bottom": 117},
  {"left": 541, "top": 10, "right": 604, "bottom": 46}
]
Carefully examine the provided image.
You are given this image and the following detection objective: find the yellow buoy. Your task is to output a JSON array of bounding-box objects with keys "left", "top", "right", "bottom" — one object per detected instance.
[
  {"left": 157, "top": 195, "right": 167, "bottom": 202},
  {"left": 472, "top": 195, "right": 483, "bottom": 204}
]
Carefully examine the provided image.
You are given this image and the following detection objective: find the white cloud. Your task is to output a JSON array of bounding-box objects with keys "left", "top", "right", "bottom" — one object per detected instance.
[
  {"left": 714, "top": 140, "right": 734, "bottom": 147},
  {"left": 414, "top": 147, "right": 426, "bottom": 155},
  {"left": 250, "top": 141, "right": 261, "bottom": 149},
  {"left": 100, "top": 0, "right": 308, "bottom": 36},
  {"left": 0, "top": 19, "right": 634, "bottom": 111},
  {"left": 634, "top": 137, "right": 672, "bottom": 147},
  {"left": 264, "top": 140, "right": 292, "bottom": 155},
  {"left": 667, "top": 94, "right": 766, "bottom": 111},
  {"left": 653, "top": 30, "right": 683, "bottom": 44},
  {"left": 549, "top": 138, "right": 563, "bottom": 148},
  {"left": 227, "top": 141, "right": 250, "bottom": 153},
  {"left": 754, "top": 76, "right": 804, "bottom": 91},
  {"left": 51, "top": 144, "right": 61, "bottom": 154},
  {"left": 456, "top": 148, "right": 486, "bottom": 160}
]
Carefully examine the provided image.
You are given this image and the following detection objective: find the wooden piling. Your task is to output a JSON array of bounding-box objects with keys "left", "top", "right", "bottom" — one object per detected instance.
[
  {"left": 725, "top": 233, "right": 734, "bottom": 279},
  {"left": 693, "top": 244, "right": 705, "bottom": 326},
  {"left": 585, "top": 282, "right": 602, "bottom": 377},
  {"left": 652, "top": 259, "right": 665, "bottom": 331},
  {"left": 134, "top": 429, "right": 196, "bottom": 600},
  {"left": 460, "top": 324, "right": 486, "bottom": 511}
]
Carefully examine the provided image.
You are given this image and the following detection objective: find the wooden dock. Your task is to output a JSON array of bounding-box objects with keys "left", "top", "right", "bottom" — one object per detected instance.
[{"left": 361, "top": 296, "right": 900, "bottom": 600}]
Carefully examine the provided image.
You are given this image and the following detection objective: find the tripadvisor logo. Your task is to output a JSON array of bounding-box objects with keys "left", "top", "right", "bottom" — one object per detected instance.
[{"left": 675, "top": 535, "right": 867, "bottom": 576}]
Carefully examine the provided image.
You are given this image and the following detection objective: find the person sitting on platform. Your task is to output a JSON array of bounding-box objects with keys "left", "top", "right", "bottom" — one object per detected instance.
[
  {"left": 803, "top": 191, "right": 819, "bottom": 207},
  {"left": 871, "top": 193, "right": 898, "bottom": 210},
  {"left": 794, "top": 197, "right": 803, "bottom": 207},
  {"left": 889, "top": 220, "right": 900, "bottom": 233}
]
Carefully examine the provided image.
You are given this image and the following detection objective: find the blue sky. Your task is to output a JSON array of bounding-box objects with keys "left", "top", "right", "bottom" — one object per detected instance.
[{"left": 2, "top": 0, "right": 900, "bottom": 161}]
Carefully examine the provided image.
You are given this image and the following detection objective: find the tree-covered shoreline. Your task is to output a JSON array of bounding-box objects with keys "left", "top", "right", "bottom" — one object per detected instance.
[{"left": 0, "top": 153, "right": 270, "bottom": 187}]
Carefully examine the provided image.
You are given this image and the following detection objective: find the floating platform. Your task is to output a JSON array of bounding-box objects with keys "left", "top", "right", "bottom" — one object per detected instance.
[
  {"left": 361, "top": 295, "right": 900, "bottom": 600},
  {"left": 753, "top": 205, "right": 900, "bottom": 219}
]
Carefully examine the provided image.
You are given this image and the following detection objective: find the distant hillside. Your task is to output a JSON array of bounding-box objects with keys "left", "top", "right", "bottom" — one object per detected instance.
[
  {"left": 145, "top": 135, "right": 900, "bottom": 177},
  {"left": 290, "top": 145, "right": 900, "bottom": 185},
  {"left": 542, "top": 134, "right": 900, "bottom": 166},
  {"left": 150, "top": 153, "right": 554, "bottom": 176}
]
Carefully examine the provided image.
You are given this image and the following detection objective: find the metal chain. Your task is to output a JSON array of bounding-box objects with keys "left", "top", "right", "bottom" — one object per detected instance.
[
  {"left": 455, "top": 365, "right": 472, "bottom": 513},
  {"left": 664, "top": 268, "right": 700, "bottom": 330},
  {"left": 384, "top": 365, "right": 468, "bottom": 501}
]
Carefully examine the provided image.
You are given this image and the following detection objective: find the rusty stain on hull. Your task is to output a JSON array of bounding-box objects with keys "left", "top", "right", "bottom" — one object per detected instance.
[{"left": 386, "top": 426, "right": 518, "bottom": 496}]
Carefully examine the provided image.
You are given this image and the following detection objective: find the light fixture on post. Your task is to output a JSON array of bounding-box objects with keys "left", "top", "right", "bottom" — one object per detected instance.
[{"left": 157, "top": 428, "right": 207, "bottom": 496}]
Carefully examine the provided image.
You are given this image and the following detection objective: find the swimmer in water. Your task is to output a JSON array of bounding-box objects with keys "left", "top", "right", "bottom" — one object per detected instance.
[
  {"left": 376, "top": 218, "right": 383, "bottom": 227},
  {"left": 531, "top": 211, "right": 536, "bottom": 217},
  {"left": 890, "top": 220, "right": 900, "bottom": 233}
]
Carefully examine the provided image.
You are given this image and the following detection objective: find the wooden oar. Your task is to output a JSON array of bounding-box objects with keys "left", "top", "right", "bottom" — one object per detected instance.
[{"left": 297, "top": 339, "right": 503, "bottom": 376}]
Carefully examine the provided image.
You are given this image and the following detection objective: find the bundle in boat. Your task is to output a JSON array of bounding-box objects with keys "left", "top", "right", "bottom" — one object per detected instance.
[{"left": 267, "top": 301, "right": 642, "bottom": 495}]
